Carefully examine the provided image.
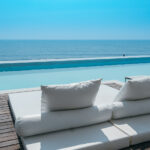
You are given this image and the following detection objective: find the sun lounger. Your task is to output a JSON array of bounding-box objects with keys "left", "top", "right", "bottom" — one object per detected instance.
[
  {"left": 9, "top": 84, "right": 130, "bottom": 150},
  {"left": 8, "top": 77, "right": 150, "bottom": 150}
]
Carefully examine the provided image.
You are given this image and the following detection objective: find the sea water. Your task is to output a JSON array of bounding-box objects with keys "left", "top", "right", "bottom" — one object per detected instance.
[{"left": 0, "top": 40, "right": 150, "bottom": 61}]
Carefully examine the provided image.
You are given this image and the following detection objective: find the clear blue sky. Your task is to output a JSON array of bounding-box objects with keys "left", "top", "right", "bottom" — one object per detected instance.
[{"left": 0, "top": 0, "right": 150, "bottom": 40}]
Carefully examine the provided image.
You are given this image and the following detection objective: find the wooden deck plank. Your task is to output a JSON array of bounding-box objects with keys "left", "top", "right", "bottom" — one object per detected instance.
[
  {"left": 0, "top": 111, "right": 10, "bottom": 115},
  {"left": 0, "top": 103, "right": 8, "bottom": 106},
  {"left": 0, "top": 144, "right": 20, "bottom": 150},
  {"left": 0, "top": 124, "right": 14, "bottom": 130},
  {"left": 0, "top": 114, "right": 11, "bottom": 119},
  {"left": 0, "top": 100, "right": 8, "bottom": 103},
  {"left": 0, "top": 109, "right": 10, "bottom": 113},
  {"left": 0, "top": 139, "right": 19, "bottom": 148},
  {"left": 0, "top": 109, "right": 10, "bottom": 114},
  {"left": 0, "top": 128, "right": 16, "bottom": 134},
  {"left": 0, "top": 135, "right": 18, "bottom": 143},
  {"left": 0, "top": 122, "right": 13, "bottom": 126},
  {"left": 0, "top": 103, "right": 9, "bottom": 106},
  {"left": 0, "top": 132, "right": 17, "bottom": 138},
  {"left": 0, "top": 119, "right": 12, "bottom": 123}
]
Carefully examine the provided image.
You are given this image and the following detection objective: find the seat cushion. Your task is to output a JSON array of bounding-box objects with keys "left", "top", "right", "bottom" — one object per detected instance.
[
  {"left": 9, "top": 90, "right": 41, "bottom": 120},
  {"left": 112, "top": 114, "right": 150, "bottom": 145},
  {"left": 112, "top": 98, "right": 150, "bottom": 119},
  {"left": 41, "top": 79, "right": 101, "bottom": 111},
  {"left": 9, "top": 84, "right": 119, "bottom": 120},
  {"left": 22, "top": 122, "right": 129, "bottom": 150}
]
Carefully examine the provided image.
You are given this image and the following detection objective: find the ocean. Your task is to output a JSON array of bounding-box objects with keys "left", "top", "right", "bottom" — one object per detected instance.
[{"left": 0, "top": 40, "right": 150, "bottom": 61}]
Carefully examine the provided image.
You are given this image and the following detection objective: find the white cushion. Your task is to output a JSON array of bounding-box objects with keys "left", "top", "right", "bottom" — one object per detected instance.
[
  {"left": 112, "top": 114, "right": 150, "bottom": 145},
  {"left": 9, "top": 90, "right": 41, "bottom": 120},
  {"left": 112, "top": 98, "right": 150, "bottom": 119},
  {"left": 22, "top": 122, "right": 129, "bottom": 150},
  {"left": 15, "top": 104, "right": 112, "bottom": 137},
  {"left": 115, "top": 77, "right": 150, "bottom": 101},
  {"left": 41, "top": 79, "right": 101, "bottom": 111}
]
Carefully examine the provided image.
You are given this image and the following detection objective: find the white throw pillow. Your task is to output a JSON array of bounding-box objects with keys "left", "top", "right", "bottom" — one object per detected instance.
[
  {"left": 115, "top": 77, "right": 150, "bottom": 101},
  {"left": 41, "top": 79, "right": 101, "bottom": 111}
]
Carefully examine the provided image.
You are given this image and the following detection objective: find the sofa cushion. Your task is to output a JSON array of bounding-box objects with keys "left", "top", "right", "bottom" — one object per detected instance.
[
  {"left": 41, "top": 79, "right": 101, "bottom": 111},
  {"left": 112, "top": 114, "right": 150, "bottom": 145},
  {"left": 115, "top": 77, "right": 150, "bottom": 101},
  {"left": 15, "top": 104, "right": 112, "bottom": 137},
  {"left": 22, "top": 122, "right": 129, "bottom": 150},
  {"left": 9, "top": 90, "right": 41, "bottom": 120},
  {"left": 112, "top": 98, "right": 150, "bottom": 119}
]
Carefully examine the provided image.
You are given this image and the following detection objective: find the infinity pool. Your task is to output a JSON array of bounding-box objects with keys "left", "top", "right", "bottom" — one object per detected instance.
[{"left": 0, "top": 61, "right": 150, "bottom": 91}]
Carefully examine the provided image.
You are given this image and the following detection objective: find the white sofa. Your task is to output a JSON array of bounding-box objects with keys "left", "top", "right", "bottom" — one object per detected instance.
[{"left": 8, "top": 80, "right": 150, "bottom": 150}]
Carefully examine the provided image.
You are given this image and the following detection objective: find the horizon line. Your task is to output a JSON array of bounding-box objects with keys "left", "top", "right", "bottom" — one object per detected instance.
[{"left": 0, "top": 39, "right": 150, "bottom": 41}]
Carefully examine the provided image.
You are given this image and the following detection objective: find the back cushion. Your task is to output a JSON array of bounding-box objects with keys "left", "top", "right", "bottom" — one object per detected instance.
[
  {"left": 115, "top": 77, "right": 150, "bottom": 101},
  {"left": 41, "top": 79, "right": 101, "bottom": 112}
]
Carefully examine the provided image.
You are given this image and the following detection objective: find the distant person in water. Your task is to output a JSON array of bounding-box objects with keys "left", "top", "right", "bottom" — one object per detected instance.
[{"left": 123, "top": 54, "right": 125, "bottom": 57}]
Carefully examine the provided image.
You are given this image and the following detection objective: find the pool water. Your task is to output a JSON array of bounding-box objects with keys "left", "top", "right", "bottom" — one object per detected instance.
[{"left": 0, "top": 62, "right": 150, "bottom": 91}]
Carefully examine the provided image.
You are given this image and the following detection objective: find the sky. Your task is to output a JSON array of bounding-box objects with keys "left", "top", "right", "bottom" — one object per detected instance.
[{"left": 0, "top": 0, "right": 150, "bottom": 40}]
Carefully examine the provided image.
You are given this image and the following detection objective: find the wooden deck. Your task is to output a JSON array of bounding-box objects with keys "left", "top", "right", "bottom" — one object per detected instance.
[
  {"left": 0, "top": 81, "right": 150, "bottom": 150},
  {"left": 0, "top": 94, "right": 20, "bottom": 150},
  {"left": 104, "top": 82, "right": 122, "bottom": 90}
]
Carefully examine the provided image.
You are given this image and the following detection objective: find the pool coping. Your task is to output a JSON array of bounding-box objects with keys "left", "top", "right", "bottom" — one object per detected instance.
[
  {"left": 0, "top": 80, "right": 124, "bottom": 94},
  {"left": 0, "top": 55, "right": 150, "bottom": 64}
]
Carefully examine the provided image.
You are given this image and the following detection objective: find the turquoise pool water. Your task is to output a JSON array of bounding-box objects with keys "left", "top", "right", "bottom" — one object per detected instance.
[{"left": 0, "top": 62, "right": 150, "bottom": 91}]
